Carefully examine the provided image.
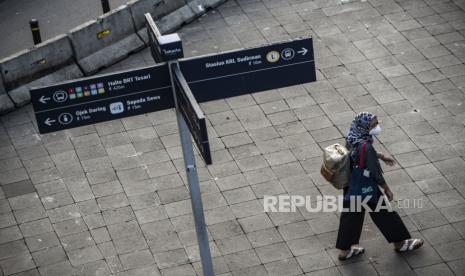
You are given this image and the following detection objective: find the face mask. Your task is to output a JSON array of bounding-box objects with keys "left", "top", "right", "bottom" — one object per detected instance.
[{"left": 369, "top": 125, "right": 381, "bottom": 136}]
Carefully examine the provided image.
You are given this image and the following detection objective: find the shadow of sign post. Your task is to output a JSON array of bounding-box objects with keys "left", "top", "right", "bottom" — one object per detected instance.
[{"left": 29, "top": 13, "right": 316, "bottom": 276}]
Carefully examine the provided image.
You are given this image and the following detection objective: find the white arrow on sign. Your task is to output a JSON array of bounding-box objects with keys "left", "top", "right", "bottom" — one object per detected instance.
[
  {"left": 298, "top": 48, "right": 308, "bottom": 56},
  {"left": 39, "top": 96, "right": 51, "bottom": 104},
  {"left": 44, "top": 118, "right": 56, "bottom": 126}
]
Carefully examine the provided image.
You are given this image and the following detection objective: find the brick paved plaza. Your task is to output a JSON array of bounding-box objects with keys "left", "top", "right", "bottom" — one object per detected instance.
[{"left": 1, "top": 0, "right": 465, "bottom": 275}]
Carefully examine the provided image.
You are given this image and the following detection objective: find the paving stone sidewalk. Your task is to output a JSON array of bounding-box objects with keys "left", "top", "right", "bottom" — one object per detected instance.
[{"left": 1, "top": 0, "right": 465, "bottom": 275}]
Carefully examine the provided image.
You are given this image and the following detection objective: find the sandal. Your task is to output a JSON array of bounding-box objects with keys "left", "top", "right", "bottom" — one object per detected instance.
[
  {"left": 395, "top": 239, "right": 424, "bottom": 252},
  {"left": 338, "top": 246, "right": 365, "bottom": 261}
]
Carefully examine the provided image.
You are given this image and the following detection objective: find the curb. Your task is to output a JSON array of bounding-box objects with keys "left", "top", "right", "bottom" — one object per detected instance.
[{"left": 0, "top": 0, "right": 228, "bottom": 115}]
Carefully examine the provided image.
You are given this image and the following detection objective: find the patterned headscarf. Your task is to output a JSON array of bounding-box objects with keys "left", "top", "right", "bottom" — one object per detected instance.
[{"left": 346, "top": 112, "right": 377, "bottom": 146}]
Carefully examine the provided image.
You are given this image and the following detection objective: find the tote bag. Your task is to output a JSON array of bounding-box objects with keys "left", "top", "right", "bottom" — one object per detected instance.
[
  {"left": 345, "top": 142, "right": 379, "bottom": 202},
  {"left": 321, "top": 143, "right": 350, "bottom": 189}
]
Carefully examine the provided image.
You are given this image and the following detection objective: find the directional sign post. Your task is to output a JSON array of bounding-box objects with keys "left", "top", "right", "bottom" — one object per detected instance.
[
  {"left": 30, "top": 65, "right": 173, "bottom": 134},
  {"left": 145, "top": 13, "right": 214, "bottom": 276},
  {"left": 170, "top": 63, "right": 214, "bottom": 276},
  {"left": 179, "top": 37, "right": 315, "bottom": 102},
  {"left": 145, "top": 13, "right": 184, "bottom": 63},
  {"left": 172, "top": 64, "right": 212, "bottom": 165},
  {"left": 29, "top": 13, "right": 317, "bottom": 276}
]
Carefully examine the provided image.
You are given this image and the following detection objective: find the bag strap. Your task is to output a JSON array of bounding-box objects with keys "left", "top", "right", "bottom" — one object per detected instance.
[{"left": 359, "top": 142, "right": 367, "bottom": 169}]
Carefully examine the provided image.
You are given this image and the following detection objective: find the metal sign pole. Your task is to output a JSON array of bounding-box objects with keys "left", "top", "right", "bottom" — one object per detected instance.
[
  {"left": 168, "top": 62, "right": 214, "bottom": 276},
  {"left": 145, "top": 13, "right": 213, "bottom": 274}
]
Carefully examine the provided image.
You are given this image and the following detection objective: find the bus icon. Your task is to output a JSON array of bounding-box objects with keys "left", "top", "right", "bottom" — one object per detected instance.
[
  {"left": 53, "top": 90, "right": 68, "bottom": 103},
  {"left": 281, "top": 48, "right": 295, "bottom": 60}
]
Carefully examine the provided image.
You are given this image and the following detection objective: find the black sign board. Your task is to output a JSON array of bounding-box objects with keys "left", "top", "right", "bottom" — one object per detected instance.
[
  {"left": 180, "top": 37, "right": 315, "bottom": 102},
  {"left": 30, "top": 65, "right": 173, "bottom": 134},
  {"left": 171, "top": 64, "right": 212, "bottom": 165},
  {"left": 30, "top": 38, "right": 316, "bottom": 135},
  {"left": 157, "top": 34, "right": 184, "bottom": 62},
  {"left": 145, "top": 13, "right": 184, "bottom": 63}
]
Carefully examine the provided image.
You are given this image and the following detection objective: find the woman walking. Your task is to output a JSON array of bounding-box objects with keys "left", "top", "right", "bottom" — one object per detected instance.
[{"left": 336, "top": 112, "right": 424, "bottom": 260}]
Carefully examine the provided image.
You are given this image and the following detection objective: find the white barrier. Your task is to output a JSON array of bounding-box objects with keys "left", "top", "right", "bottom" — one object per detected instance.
[
  {"left": 0, "top": 94, "right": 14, "bottom": 115},
  {"left": 68, "top": 5, "right": 145, "bottom": 75},
  {"left": 157, "top": 4, "right": 195, "bottom": 34},
  {"left": 0, "top": 75, "right": 5, "bottom": 95},
  {"left": 129, "top": 0, "right": 164, "bottom": 30},
  {"left": 157, "top": 0, "right": 227, "bottom": 34},
  {"left": 0, "top": 34, "right": 74, "bottom": 91},
  {"left": 198, "top": 0, "right": 228, "bottom": 9},
  {"left": 8, "top": 64, "right": 83, "bottom": 107},
  {"left": 130, "top": 0, "right": 187, "bottom": 43},
  {"left": 132, "top": 0, "right": 227, "bottom": 41}
]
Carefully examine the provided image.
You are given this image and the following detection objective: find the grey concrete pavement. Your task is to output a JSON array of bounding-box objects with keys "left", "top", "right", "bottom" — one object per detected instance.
[
  {"left": 0, "top": 0, "right": 127, "bottom": 59},
  {"left": 1, "top": 0, "right": 465, "bottom": 275}
]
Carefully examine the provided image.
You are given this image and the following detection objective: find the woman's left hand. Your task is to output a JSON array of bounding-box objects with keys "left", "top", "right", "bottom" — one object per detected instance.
[
  {"left": 381, "top": 155, "right": 396, "bottom": 166},
  {"left": 384, "top": 188, "right": 394, "bottom": 201}
]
